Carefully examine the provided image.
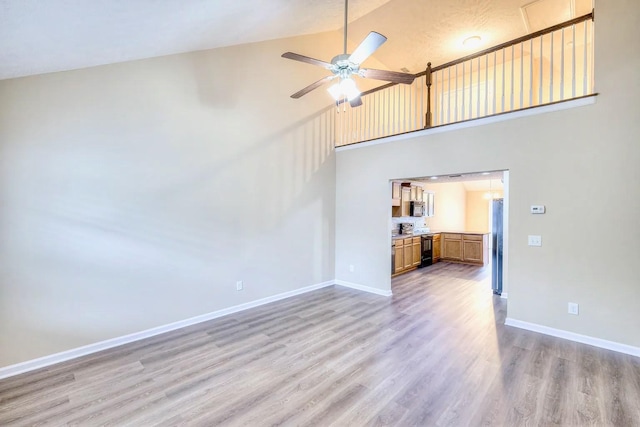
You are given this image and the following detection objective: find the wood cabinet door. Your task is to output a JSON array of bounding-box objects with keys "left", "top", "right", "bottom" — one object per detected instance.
[
  {"left": 412, "top": 241, "right": 422, "bottom": 266},
  {"left": 462, "top": 240, "right": 483, "bottom": 263},
  {"left": 403, "top": 244, "right": 413, "bottom": 269},
  {"left": 392, "top": 182, "right": 401, "bottom": 200},
  {"left": 443, "top": 238, "right": 462, "bottom": 260},
  {"left": 394, "top": 244, "right": 404, "bottom": 273},
  {"left": 433, "top": 235, "right": 441, "bottom": 261},
  {"left": 401, "top": 188, "right": 411, "bottom": 216}
]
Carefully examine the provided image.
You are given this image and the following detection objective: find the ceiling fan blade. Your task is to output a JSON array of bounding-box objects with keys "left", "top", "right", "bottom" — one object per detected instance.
[
  {"left": 348, "top": 32, "right": 387, "bottom": 65},
  {"left": 349, "top": 96, "right": 363, "bottom": 108},
  {"left": 360, "top": 68, "right": 416, "bottom": 84},
  {"left": 291, "top": 75, "right": 336, "bottom": 99},
  {"left": 281, "top": 52, "right": 333, "bottom": 70}
]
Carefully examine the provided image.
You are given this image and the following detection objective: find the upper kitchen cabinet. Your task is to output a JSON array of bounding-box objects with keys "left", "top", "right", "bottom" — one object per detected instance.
[
  {"left": 400, "top": 186, "right": 411, "bottom": 217},
  {"left": 391, "top": 182, "right": 408, "bottom": 217},
  {"left": 415, "top": 187, "right": 424, "bottom": 202},
  {"left": 391, "top": 182, "right": 431, "bottom": 218},
  {"left": 424, "top": 191, "right": 435, "bottom": 217},
  {"left": 391, "top": 182, "right": 401, "bottom": 207}
]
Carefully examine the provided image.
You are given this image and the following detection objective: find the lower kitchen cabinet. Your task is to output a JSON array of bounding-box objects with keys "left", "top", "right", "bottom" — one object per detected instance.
[
  {"left": 394, "top": 241, "right": 404, "bottom": 274},
  {"left": 441, "top": 233, "right": 488, "bottom": 265},
  {"left": 462, "top": 236, "right": 483, "bottom": 263},
  {"left": 392, "top": 237, "right": 423, "bottom": 275},
  {"left": 403, "top": 241, "right": 413, "bottom": 269},
  {"left": 412, "top": 237, "right": 421, "bottom": 267},
  {"left": 394, "top": 232, "right": 486, "bottom": 274},
  {"left": 433, "top": 233, "right": 441, "bottom": 263},
  {"left": 442, "top": 233, "right": 463, "bottom": 261}
]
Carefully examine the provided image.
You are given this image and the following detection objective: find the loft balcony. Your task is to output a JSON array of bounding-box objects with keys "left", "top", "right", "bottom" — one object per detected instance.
[{"left": 332, "top": 12, "right": 595, "bottom": 148}]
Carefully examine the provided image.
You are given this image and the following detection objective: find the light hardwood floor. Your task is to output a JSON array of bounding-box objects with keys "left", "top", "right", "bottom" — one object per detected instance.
[{"left": 1, "top": 262, "right": 639, "bottom": 426}]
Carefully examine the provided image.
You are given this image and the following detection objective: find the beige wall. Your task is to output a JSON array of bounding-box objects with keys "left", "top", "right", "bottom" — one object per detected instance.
[
  {"left": 0, "top": 32, "right": 342, "bottom": 367},
  {"left": 465, "top": 191, "right": 490, "bottom": 233},
  {"left": 465, "top": 190, "right": 503, "bottom": 233},
  {"left": 423, "top": 182, "right": 466, "bottom": 231},
  {"left": 336, "top": 0, "right": 640, "bottom": 348}
]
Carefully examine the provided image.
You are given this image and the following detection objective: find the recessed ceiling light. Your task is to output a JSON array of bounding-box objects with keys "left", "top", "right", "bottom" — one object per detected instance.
[
  {"left": 481, "top": 172, "right": 491, "bottom": 175},
  {"left": 463, "top": 36, "right": 482, "bottom": 48},
  {"left": 430, "top": 176, "right": 438, "bottom": 180}
]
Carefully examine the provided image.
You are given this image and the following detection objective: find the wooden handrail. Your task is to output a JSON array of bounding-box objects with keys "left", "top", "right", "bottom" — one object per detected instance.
[
  {"left": 428, "top": 11, "right": 594, "bottom": 73},
  {"left": 351, "top": 11, "right": 594, "bottom": 101}
]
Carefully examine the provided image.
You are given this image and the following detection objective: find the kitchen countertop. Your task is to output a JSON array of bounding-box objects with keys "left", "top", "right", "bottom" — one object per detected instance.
[
  {"left": 437, "top": 230, "right": 490, "bottom": 235},
  {"left": 392, "top": 231, "right": 439, "bottom": 241},
  {"left": 392, "top": 230, "right": 489, "bottom": 241}
]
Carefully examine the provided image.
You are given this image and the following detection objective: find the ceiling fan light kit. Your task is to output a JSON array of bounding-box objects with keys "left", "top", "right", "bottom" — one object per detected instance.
[
  {"left": 328, "top": 77, "right": 360, "bottom": 101},
  {"left": 281, "top": 0, "right": 415, "bottom": 108}
]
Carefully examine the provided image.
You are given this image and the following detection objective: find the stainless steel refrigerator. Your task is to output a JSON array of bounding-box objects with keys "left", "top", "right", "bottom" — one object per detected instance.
[{"left": 492, "top": 199, "right": 504, "bottom": 295}]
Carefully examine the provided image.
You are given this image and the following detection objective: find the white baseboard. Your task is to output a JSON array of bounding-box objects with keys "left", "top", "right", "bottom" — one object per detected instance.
[
  {"left": 0, "top": 280, "right": 335, "bottom": 380},
  {"left": 335, "top": 280, "right": 393, "bottom": 297},
  {"left": 500, "top": 292, "right": 508, "bottom": 300},
  {"left": 505, "top": 318, "right": 640, "bottom": 358}
]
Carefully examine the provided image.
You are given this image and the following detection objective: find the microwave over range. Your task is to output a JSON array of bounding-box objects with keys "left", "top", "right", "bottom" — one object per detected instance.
[{"left": 410, "top": 201, "right": 425, "bottom": 217}]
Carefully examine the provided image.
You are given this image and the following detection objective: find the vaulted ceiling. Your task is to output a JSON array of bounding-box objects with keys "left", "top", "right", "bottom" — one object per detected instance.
[{"left": 0, "top": 0, "right": 592, "bottom": 81}]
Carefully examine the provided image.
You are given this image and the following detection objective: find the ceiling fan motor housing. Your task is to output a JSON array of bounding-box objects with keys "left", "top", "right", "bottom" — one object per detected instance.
[{"left": 331, "top": 54, "right": 359, "bottom": 78}]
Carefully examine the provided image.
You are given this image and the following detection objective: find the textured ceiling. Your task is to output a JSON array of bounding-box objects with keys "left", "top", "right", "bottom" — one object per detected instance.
[
  {"left": 347, "top": 0, "right": 592, "bottom": 73},
  {"left": 0, "top": 0, "right": 592, "bottom": 81}
]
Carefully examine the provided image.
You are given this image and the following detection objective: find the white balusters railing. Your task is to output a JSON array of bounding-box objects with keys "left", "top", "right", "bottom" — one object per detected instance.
[{"left": 335, "top": 14, "right": 594, "bottom": 147}]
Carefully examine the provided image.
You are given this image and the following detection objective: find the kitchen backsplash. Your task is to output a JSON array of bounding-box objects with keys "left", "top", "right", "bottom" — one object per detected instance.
[{"left": 391, "top": 216, "right": 428, "bottom": 234}]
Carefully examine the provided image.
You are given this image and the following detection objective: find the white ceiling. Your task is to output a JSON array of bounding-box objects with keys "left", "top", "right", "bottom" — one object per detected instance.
[
  {"left": 463, "top": 179, "right": 504, "bottom": 192},
  {"left": 0, "top": 0, "right": 391, "bottom": 80},
  {"left": 0, "top": 0, "right": 592, "bottom": 81},
  {"left": 408, "top": 171, "right": 505, "bottom": 192},
  {"left": 394, "top": 171, "right": 505, "bottom": 191}
]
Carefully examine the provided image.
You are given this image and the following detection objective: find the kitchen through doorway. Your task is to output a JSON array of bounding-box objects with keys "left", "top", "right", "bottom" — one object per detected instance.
[{"left": 390, "top": 170, "right": 509, "bottom": 298}]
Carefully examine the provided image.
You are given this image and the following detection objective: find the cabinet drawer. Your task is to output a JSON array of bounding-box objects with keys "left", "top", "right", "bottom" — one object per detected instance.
[
  {"left": 412, "top": 237, "right": 421, "bottom": 244},
  {"left": 443, "top": 233, "right": 462, "bottom": 240},
  {"left": 404, "top": 238, "right": 414, "bottom": 245},
  {"left": 463, "top": 234, "right": 483, "bottom": 241}
]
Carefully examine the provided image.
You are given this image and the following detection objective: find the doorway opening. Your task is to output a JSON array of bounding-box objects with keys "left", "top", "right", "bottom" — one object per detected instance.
[{"left": 390, "top": 170, "right": 509, "bottom": 298}]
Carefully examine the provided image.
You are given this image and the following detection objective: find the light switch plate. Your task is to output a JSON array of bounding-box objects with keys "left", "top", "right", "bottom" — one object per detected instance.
[{"left": 528, "top": 235, "right": 542, "bottom": 246}]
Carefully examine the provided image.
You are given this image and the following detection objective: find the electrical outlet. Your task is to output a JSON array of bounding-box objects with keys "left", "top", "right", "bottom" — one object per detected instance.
[
  {"left": 568, "top": 302, "right": 579, "bottom": 315},
  {"left": 528, "top": 235, "right": 542, "bottom": 246},
  {"left": 349, "top": 265, "right": 355, "bottom": 273},
  {"left": 236, "top": 280, "right": 243, "bottom": 291}
]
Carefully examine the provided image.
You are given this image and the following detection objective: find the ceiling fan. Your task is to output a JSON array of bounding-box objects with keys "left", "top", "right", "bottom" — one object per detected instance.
[{"left": 281, "top": 0, "right": 415, "bottom": 108}]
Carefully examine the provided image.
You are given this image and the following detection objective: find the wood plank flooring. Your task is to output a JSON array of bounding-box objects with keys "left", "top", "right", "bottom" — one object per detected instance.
[{"left": 1, "top": 262, "right": 639, "bottom": 426}]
